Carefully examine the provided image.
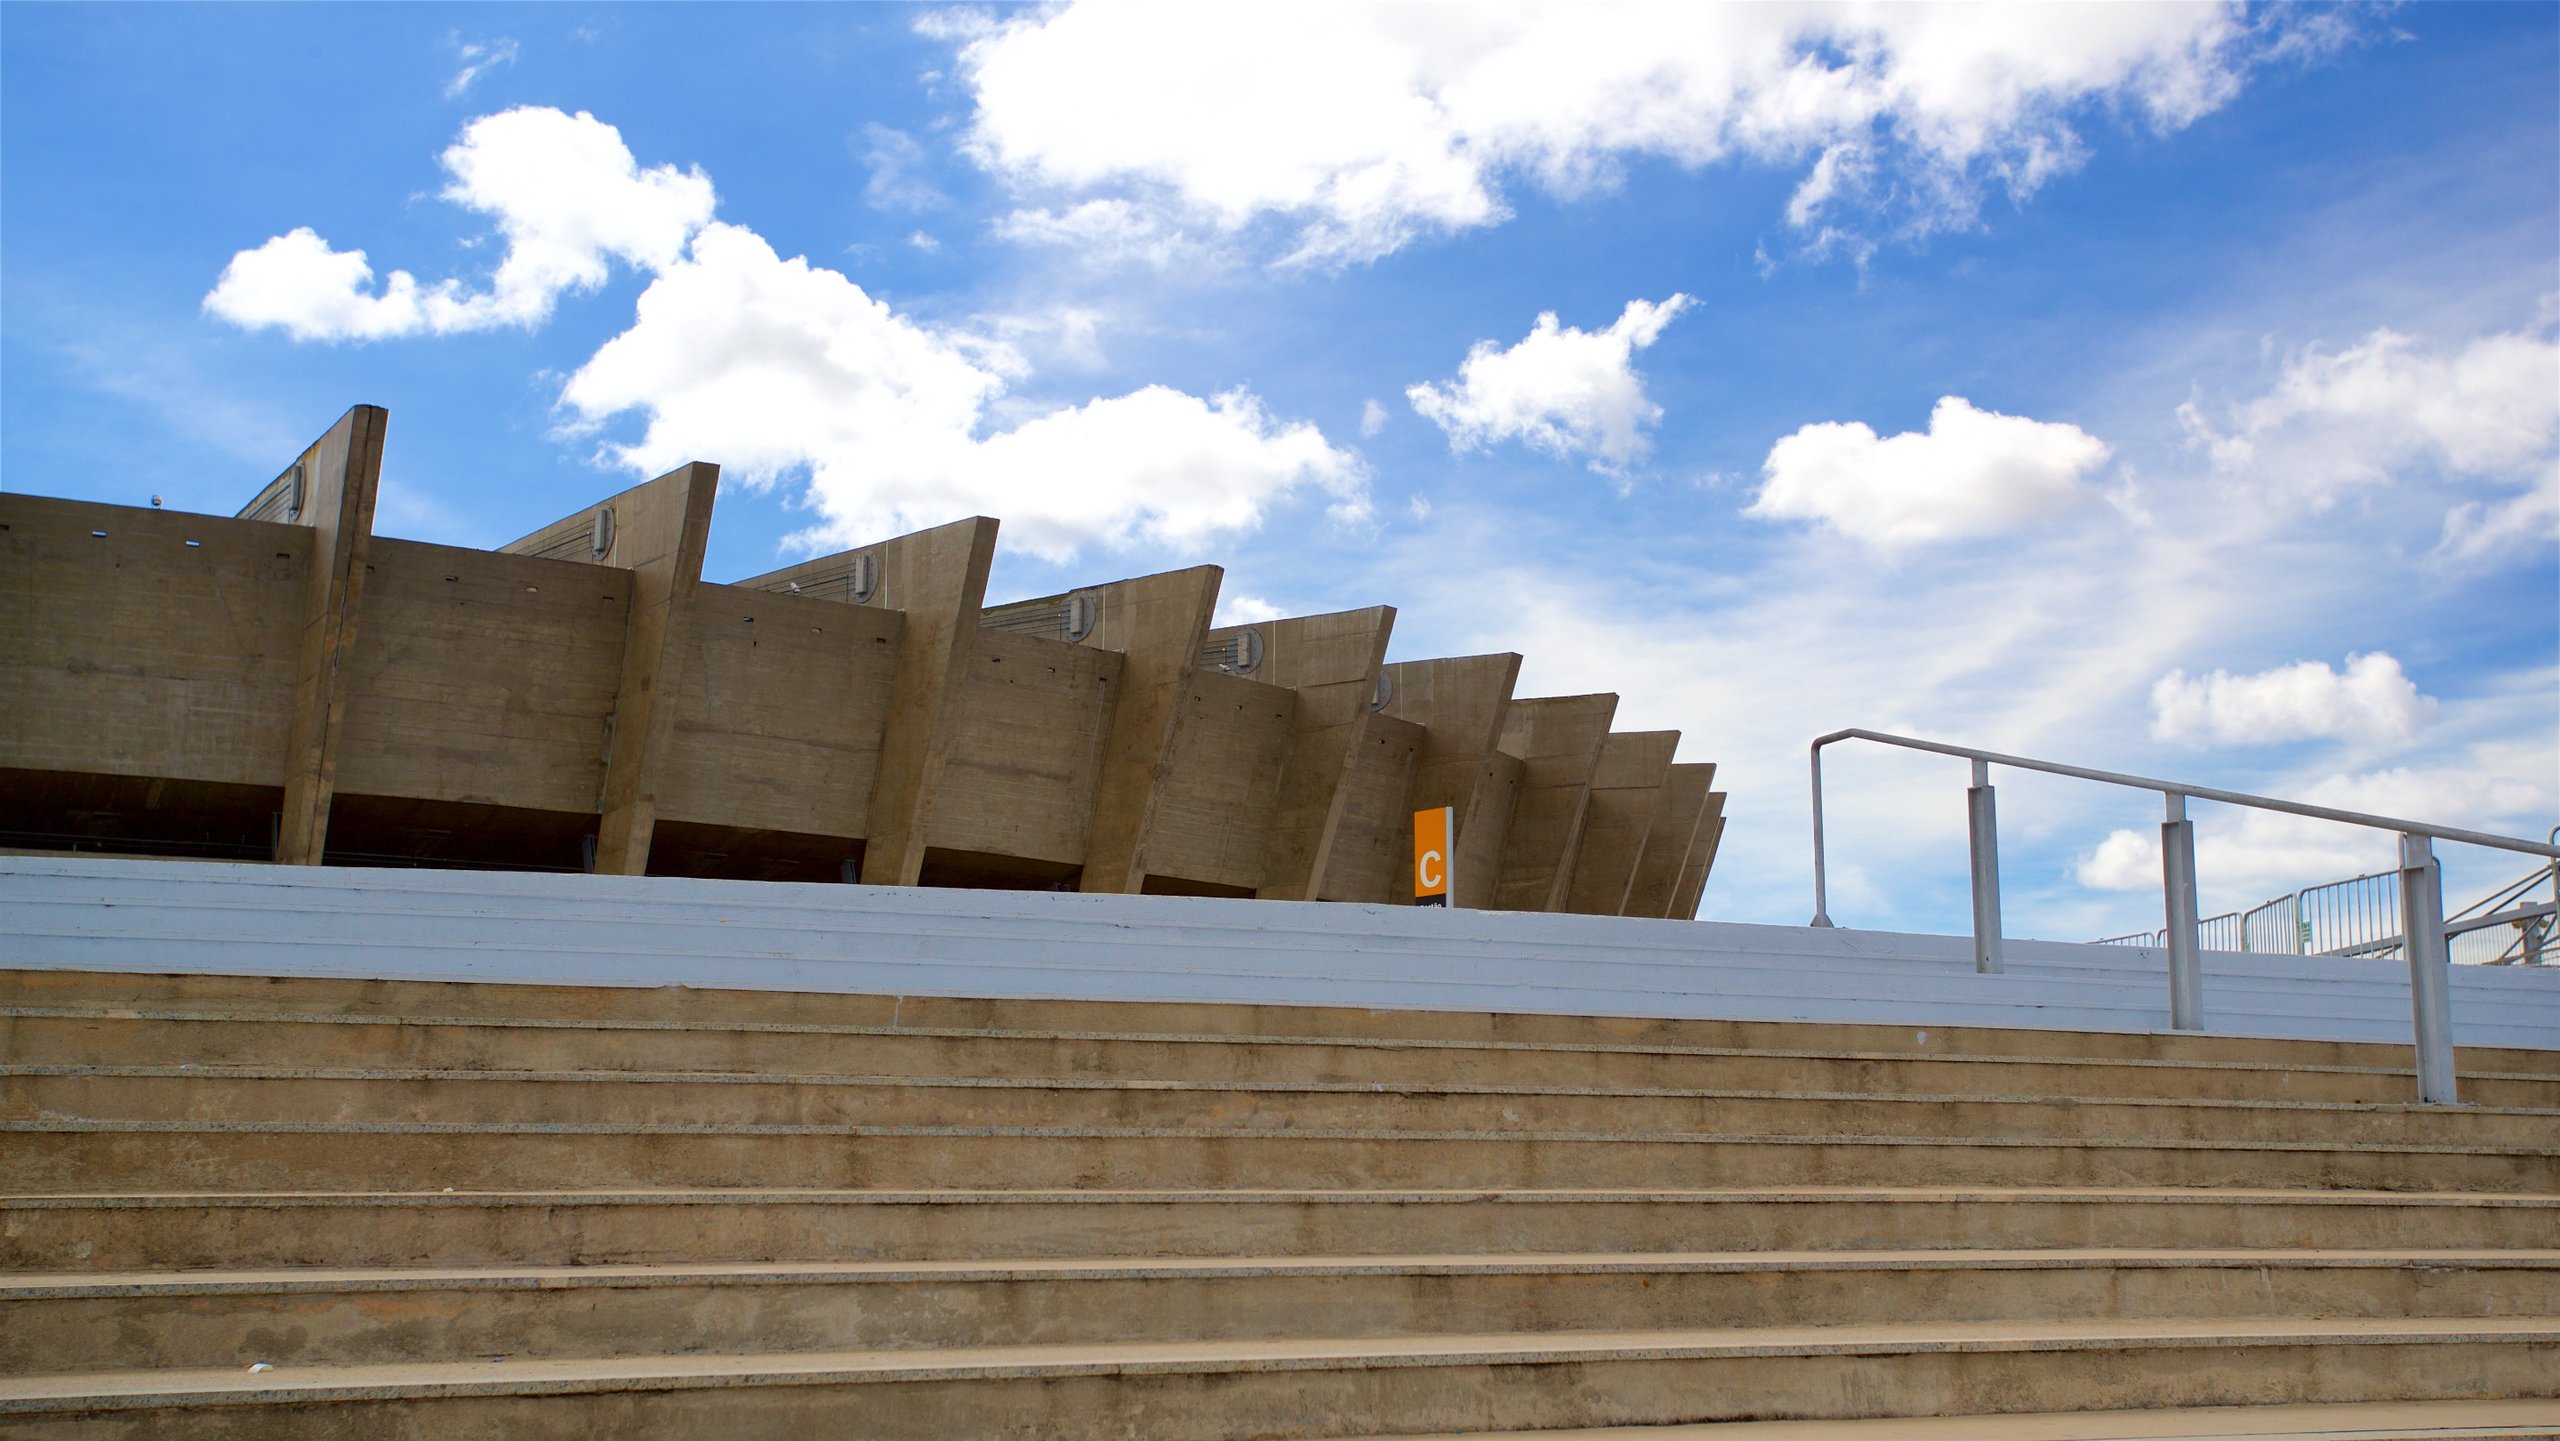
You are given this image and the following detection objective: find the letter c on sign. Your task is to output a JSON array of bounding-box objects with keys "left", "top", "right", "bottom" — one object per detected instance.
[{"left": 1418, "top": 849, "right": 1444, "bottom": 891}]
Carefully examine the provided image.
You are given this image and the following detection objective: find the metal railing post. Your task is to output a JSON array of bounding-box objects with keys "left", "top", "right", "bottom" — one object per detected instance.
[
  {"left": 2160, "top": 792, "right": 2204, "bottom": 1031},
  {"left": 1809, "top": 743, "right": 1833, "bottom": 927},
  {"left": 1966, "top": 759, "right": 2003, "bottom": 974},
  {"left": 2398, "top": 832, "right": 2459, "bottom": 1105}
]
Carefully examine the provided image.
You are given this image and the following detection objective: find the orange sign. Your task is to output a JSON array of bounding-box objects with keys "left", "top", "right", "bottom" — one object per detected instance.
[{"left": 1413, "top": 806, "right": 1453, "bottom": 907}]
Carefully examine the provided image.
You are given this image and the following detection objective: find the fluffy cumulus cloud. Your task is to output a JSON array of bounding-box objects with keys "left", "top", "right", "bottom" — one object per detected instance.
[
  {"left": 1747, "top": 396, "right": 2112, "bottom": 549},
  {"left": 946, "top": 2, "right": 2309, "bottom": 264},
  {"left": 1408, "top": 296, "right": 1691, "bottom": 471},
  {"left": 210, "top": 107, "right": 1362, "bottom": 561},
  {"left": 2181, "top": 325, "right": 2560, "bottom": 561},
  {"left": 205, "top": 107, "right": 715, "bottom": 339},
  {"left": 2150, "top": 652, "right": 2437, "bottom": 749},
  {"left": 559, "top": 223, "right": 1365, "bottom": 561}
]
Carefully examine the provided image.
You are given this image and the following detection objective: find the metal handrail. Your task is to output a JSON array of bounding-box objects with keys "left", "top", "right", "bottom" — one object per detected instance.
[
  {"left": 1807, "top": 728, "right": 2560, "bottom": 1105},
  {"left": 1810, "top": 730, "right": 2560, "bottom": 894}
]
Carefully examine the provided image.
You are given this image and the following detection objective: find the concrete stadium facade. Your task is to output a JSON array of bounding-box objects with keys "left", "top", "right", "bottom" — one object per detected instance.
[{"left": 0, "top": 405, "right": 1724, "bottom": 913}]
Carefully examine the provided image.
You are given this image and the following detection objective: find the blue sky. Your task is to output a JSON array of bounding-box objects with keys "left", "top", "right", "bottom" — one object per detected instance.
[{"left": 5, "top": 3, "right": 2554, "bottom": 938}]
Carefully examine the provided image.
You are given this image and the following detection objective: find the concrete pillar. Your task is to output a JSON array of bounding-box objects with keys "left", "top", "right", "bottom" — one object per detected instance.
[
  {"left": 1625, "top": 762, "right": 1716, "bottom": 919},
  {"left": 1379, "top": 653, "right": 1523, "bottom": 910},
  {"left": 1564, "top": 731, "right": 1679, "bottom": 916},
  {"left": 1074, "top": 566, "right": 1222, "bottom": 893},
  {"left": 505, "top": 463, "right": 719, "bottom": 875},
  {"left": 1489, "top": 694, "right": 1619, "bottom": 912},
  {"left": 1208, "top": 607, "right": 1395, "bottom": 901},
  {"left": 1672, "top": 796, "right": 1727, "bottom": 920},
  {"left": 265, "top": 405, "right": 388, "bottom": 865},
  {"left": 740, "top": 518, "right": 1001, "bottom": 887}
]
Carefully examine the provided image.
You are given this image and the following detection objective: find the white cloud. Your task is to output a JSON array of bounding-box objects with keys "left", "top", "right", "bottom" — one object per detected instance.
[
  {"left": 201, "top": 228, "right": 454, "bottom": 342},
  {"left": 2075, "top": 755, "right": 2556, "bottom": 908},
  {"left": 2181, "top": 327, "right": 2560, "bottom": 506},
  {"left": 205, "top": 107, "right": 715, "bottom": 339},
  {"left": 1215, "top": 593, "right": 1288, "bottom": 626},
  {"left": 2074, "top": 829, "right": 2164, "bottom": 894},
  {"left": 211, "top": 106, "right": 1351, "bottom": 563},
  {"left": 445, "top": 36, "right": 519, "bottom": 99},
  {"left": 1747, "top": 396, "right": 2112, "bottom": 549},
  {"left": 992, "top": 198, "right": 1212, "bottom": 269},
  {"left": 907, "top": 230, "right": 941, "bottom": 254},
  {"left": 1359, "top": 399, "right": 1390, "bottom": 438},
  {"left": 946, "top": 2, "right": 2314, "bottom": 264},
  {"left": 1408, "top": 295, "right": 1691, "bottom": 471},
  {"left": 2150, "top": 652, "right": 2437, "bottom": 749},
  {"left": 859, "top": 124, "right": 950, "bottom": 212},
  {"left": 559, "top": 223, "right": 1365, "bottom": 562},
  {"left": 2438, "top": 481, "right": 2560, "bottom": 567}
]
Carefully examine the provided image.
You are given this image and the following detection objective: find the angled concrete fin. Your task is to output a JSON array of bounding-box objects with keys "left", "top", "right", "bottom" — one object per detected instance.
[
  {"left": 1054, "top": 566, "right": 1223, "bottom": 893},
  {"left": 1490, "top": 693, "right": 1618, "bottom": 912},
  {"left": 1626, "top": 762, "right": 1716, "bottom": 919},
  {"left": 1563, "top": 730, "right": 1679, "bottom": 916},
  {"left": 1673, "top": 792, "right": 1728, "bottom": 920},
  {"left": 1380, "top": 652, "right": 1522, "bottom": 910},
  {"left": 267, "top": 406, "right": 388, "bottom": 864},
  {"left": 580, "top": 464, "right": 720, "bottom": 875},
  {"left": 1201, "top": 607, "right": 1396, "bottom": 900},
  {"left": 844, "top": 519, "right": 1002, "bottom": 885}
]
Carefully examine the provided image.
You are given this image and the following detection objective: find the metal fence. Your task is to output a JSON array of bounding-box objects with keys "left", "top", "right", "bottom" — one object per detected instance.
[{"left": 2104, "top": 861, "right": 2554, "bottom": 967}]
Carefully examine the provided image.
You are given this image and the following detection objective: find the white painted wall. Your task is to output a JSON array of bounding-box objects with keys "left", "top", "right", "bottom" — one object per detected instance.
[{"left": 2, "top": 856, "right": 2554, "bottom": 1050}]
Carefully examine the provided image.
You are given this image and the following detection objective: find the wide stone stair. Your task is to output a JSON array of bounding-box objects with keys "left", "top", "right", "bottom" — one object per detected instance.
[{"left": 2, "top": 967, "right": 2556, "bottom": 1438}]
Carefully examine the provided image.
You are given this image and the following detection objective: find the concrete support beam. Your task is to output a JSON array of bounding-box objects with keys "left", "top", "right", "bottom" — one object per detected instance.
[
  {"left": 1489, "top": 694, "right": 1619, "bottom": 912},
  {"left": 1673, "top": 794, "right": 1728, "bottom": 920},
  {"left": 1563, "top": 730, "right": 1680, "bottom": 916},
  {"left": 262, "top": 406, "right": 388, "bottom": 865},
  {"left": 1625, "top": 763, "right": 1716, "bottom": 918},
  {"left": 1069, "top": 567, "right": 1222, "bottom": 894},
  {"left": 740, "top": 519, "right": 1002, "bottom": 887},
  {"left": 1207, "top": 607, "right": 1396, "bottom": 901},
  {"left": 1379, "top": 653, "right": 1522, "bottom": 911},
  {"left": 506, "top": 464, "right": 719, "bottom": 875}
]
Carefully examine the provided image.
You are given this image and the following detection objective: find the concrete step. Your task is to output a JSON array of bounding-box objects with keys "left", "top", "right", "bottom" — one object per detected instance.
[
  {"left": 10, "top": 965, "right": 2555, "bottom": 1074},
  {"left": 12, "top": 1187, "right": 2553, "bottom": 1272},
  {"left": 12, "top": 1066, "right": 2551, "bottom": 1151},
  {"left": 10, "top": 1119, "right": 2553, "bottom": 1194},
  {"left": 12, "top": 859, "right": 2556, "bottom": 1050},
  {"left": 12, "top": 1009, "right": 2553, "bottom": 1108},
  {"left": 1382, "top": 1398, "right": 2560, "bottom": 1438},
  {"left": 3, "top": 1318, "right": 2553, "bottom": 1438},
  {"left": 10, "top": 1250, "right": 2557, "bottom": 1375}
]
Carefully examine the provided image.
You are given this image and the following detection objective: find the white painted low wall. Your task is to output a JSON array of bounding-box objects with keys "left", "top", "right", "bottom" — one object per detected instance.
[{"left": 2, "top": 856, "right": 2554, "bottom": 1050}]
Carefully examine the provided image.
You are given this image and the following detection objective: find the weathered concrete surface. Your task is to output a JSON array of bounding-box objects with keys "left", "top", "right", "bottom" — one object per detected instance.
[
  {"left": 1381, "top": 653, "right": 1523, "bottom": 910},
  {"left": 1209, "top": 607, "right": 1394, "bottom": 902},
  {"left": 0, "top": 420, "right": 1737, "bottom": 912},
  {"left": 0, "top": 498, "right": 303, "bottom": 786},
  {"left": 1565, "top": 731, "right": 1680, "bottom": 917},
  {"left": 0, "top": 920, "right": 2552, "bottom": 1432},
  {"left": 1074, "top": 567, "right": 1222, "bottom": 894},
  {"left": 272, "top": 406, "right": 388, "bottom": 864},
  {"left": 1676, "top": 796, "right": 1727, "bottom": 920},
  {"left": 1626, "top": 764, "right": 1716, "bottom": 920},
  {"left": 1491, "top": 694, "right": 1619, "bottom": 912},
  {"left": 563, "top": 465, "right": 719, "bottom": 874}
]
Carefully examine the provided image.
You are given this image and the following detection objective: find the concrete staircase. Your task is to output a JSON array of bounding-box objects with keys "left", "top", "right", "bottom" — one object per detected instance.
[{"left": 3, "top": 965, "right": 2557, "bottom": 1438}]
